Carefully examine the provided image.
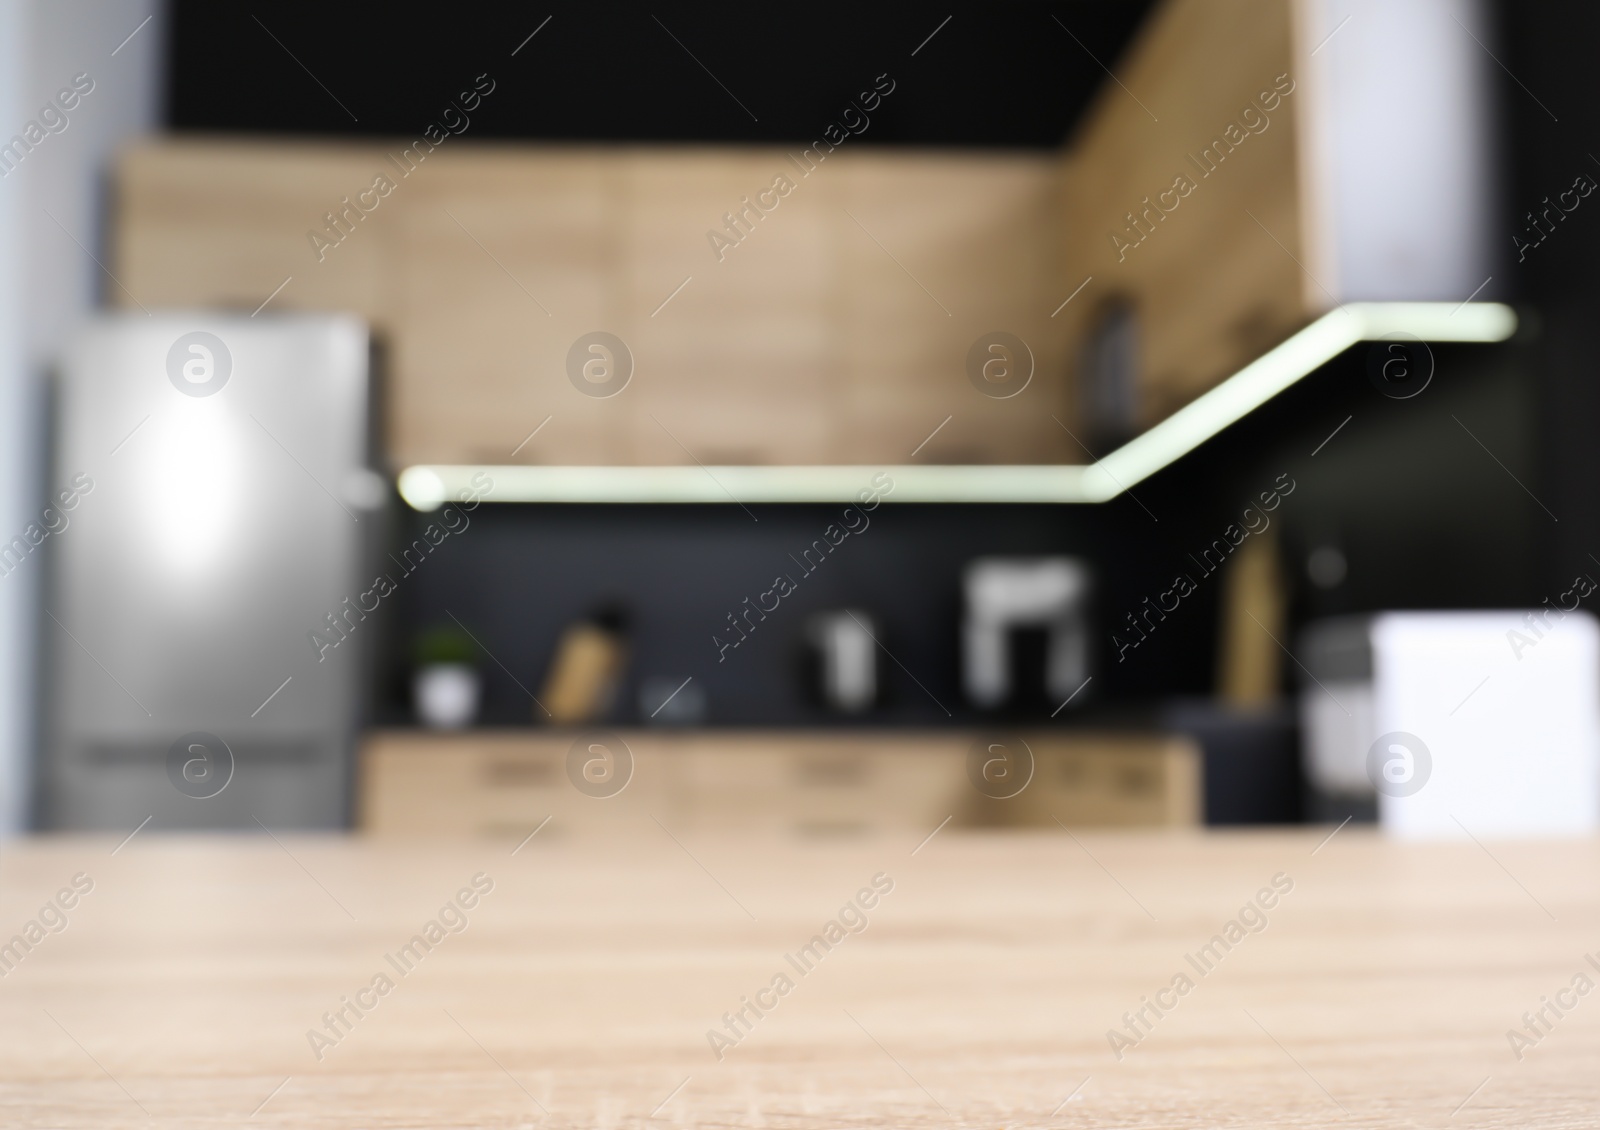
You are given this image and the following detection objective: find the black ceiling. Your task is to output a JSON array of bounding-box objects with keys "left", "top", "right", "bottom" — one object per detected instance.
[{"left": 166, "top": 2, "right": 1158, "bottom": 147}]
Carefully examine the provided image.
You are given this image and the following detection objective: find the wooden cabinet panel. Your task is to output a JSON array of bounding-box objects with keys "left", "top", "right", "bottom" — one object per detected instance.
[
  {"left": 619, "top": 150, "right": 840, "bottom": 465},
  {"left": 111, "top": 141, "right": 1072, "bottom": 469},
  {"left": 358, "top": 731, "right": 669, "bottom": 838},
  {"left": 358, "top": 730, "right": 1201, "bottom": 837},
  {"left": 670, "top": 737, "right": 967, "bottom": 836},
  {"left": 116, "top": 140, "right": 395, "bottom": 321},
  {"left": 1060, "top": 0, "right": 1305, "bottom": 431},
  {"left": 982, "top": 734, "right": 1204, "bottom": 829},
  {"left": 835, "top": 157, "right": 1071, "bottom": 464},
  {"left": 387, "top": 150, "right": 622, "bottom": 465}
]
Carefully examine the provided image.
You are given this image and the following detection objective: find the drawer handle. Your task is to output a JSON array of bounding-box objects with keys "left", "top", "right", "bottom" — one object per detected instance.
[
  {"left": 483, "top": 760, "right": 555, "bottom": 785},
  {"left": 794, "top": 757, "right": 867, "bottom": 785}
]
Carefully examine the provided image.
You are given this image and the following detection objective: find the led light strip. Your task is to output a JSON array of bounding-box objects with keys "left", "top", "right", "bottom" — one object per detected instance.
[{"left": 398, "top": 302, "right": 1516, "bottom": 509}]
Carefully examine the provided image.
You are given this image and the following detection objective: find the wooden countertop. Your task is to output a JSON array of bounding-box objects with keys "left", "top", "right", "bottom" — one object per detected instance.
[{"left": 1, "top": 828, "right": 1596, "bottom": 1127}]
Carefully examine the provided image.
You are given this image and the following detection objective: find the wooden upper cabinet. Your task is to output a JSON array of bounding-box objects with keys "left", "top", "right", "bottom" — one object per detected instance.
[
  {"left": 111, "top": 141, "right": 1071, "bottom": 468},
  {"left": 110, "top": 2, "right": 1495, "bottom": 472},
  {"left": 387, "top": 151, "right": 622, "bottom": 466},
  {"left": 1061, "top": 0, "right": 1304, "bottom": 433},
  {"left": 1061, "top": 0, "right": 1497, "bottom": 435},
  {"left": 114, "top": 139, "right": 396, "bottom": 323}
]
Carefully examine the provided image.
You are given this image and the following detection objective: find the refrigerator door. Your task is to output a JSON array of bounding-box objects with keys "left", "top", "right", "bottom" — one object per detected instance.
[{"left": 41, "top": 313, "right": 374, "bottom": 830}]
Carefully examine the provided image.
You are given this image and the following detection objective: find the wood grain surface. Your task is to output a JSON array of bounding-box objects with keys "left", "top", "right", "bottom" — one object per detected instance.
[
  {"left": 112, "top": 141, "right": 1070, "bottom": 469},
  {"left": 1061, "top": 0, "right": 1310, "bottom": 428},
  {"left": 358, "top": 730, "right": 1202, "bottom": 836},
  {"left": 1, "top": 828, "right": 1596, "bottom": 1127}
]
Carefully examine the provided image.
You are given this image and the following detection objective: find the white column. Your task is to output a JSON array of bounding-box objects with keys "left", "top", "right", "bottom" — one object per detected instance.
[
  {"left": 0, "top": 0, "right": 164, "bottom": 834},
  {"left": 1294, "top": 0, "right": 1498, "bottom": 304}
]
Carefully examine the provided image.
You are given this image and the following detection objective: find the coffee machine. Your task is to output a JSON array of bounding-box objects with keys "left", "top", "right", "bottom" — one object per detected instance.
[{"left": 962, "top": 557, "right": 1090, "bottom": 714}]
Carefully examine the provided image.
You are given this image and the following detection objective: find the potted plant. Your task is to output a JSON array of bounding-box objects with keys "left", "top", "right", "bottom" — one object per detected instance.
[{"left": 411, "top": 626, "right": 482, "bottom": 729}]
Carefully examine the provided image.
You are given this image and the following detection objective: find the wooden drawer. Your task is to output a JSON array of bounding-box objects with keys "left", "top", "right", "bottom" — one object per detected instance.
[
  {"left": 966, "top": 734, "right": 1203, "bottom": 828},
  {"left": 672, "top": 737, "right": 966, "bottom": 836},
  {"left": 359, "top": 732, "right": 669, "bottom": 838}
]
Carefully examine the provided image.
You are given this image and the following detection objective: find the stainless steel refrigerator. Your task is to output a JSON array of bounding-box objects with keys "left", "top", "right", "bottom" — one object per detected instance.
[{"left": 40, "top": 313, "right": 377, "bottom": 830}]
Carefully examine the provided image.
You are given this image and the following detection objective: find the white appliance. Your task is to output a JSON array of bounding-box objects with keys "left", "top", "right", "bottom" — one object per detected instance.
[
  {"left": 962, "top": 558, "right": 1090, "bottom": 710},
  {"left": 40, "top": 313, "right": 376, "bottom": 830},
  {"left": 1299, "top": 612, "right": 1600, "bottom": 839},
  {"left": 807, "top": 610, "right": 877, "bottom": 714}
]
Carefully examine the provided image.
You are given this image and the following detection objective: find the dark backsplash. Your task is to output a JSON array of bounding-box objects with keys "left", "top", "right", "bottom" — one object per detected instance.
[{"left": 376, "top": 499, "right": 1214, "bottom": 728}]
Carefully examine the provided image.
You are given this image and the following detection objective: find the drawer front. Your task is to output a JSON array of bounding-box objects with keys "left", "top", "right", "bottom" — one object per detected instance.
[
  {"left": 673, "top": 740, "right": 966, "bottom": 836},
  {"left": 361, "top": 736, "right": 669, "bottom": 836},
  {"left": 995, "top": 737, "right": 1203, "bottom": 827}
]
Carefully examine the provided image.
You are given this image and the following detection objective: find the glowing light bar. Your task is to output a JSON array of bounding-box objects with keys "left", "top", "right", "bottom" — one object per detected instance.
[
  {"left": 399, "top": 463, "right": 1092, "bottom": 507},
  {"left": 398, "top": 303, "right": 1515, "bottom": 509}
]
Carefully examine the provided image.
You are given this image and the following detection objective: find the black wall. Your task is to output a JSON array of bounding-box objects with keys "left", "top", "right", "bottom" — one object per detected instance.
[
  {"left": 381, "top": 501, "right": 1144, "bottom": 728},
  {"left": 166, "top": 1, "right": 1154, "bottom": 148},
  {"left": 1501, "top": 4, "right": 1600, "bottom": 596}
]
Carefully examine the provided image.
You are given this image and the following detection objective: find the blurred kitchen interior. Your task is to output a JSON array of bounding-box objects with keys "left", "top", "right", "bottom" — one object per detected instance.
[{"left": 1, "top": 0, "right": 1595, "bottom": 840}]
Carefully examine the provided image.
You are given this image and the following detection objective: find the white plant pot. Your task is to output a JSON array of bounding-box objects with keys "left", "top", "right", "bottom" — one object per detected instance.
[{"left": 413, "top": 663, "right": 481, "bottom": 729}]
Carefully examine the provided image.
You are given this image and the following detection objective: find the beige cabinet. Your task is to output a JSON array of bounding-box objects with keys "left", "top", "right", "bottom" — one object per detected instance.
[
  {"left": 1061, "top": 0, "right": 1306, "bottom": 430},
  {"left": 358, "top": 730, "right": 1202, "bottom": 837},
  {"left": 112, "top": 142, "right": 1073, "bottom": 469}
]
